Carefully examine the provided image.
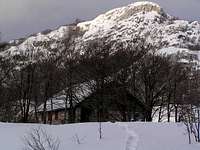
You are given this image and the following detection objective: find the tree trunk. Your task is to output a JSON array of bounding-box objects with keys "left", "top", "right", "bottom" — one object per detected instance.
[
  {"left": 174, "top": 104, "right": 178, "bottom": 122},
  {"left": 49, "top": 99, "right": 53, "bottom": 124},
  {"left": 64, "top": 96, "right": 68, "bottom": 124},
  {"left": 167, "top": 92, "right": 171, "bottom": 122},
  {"left": 42, "top": 101, "right": 47, "bottom": 124},
  {"left": 145, "top": 109, "right": 152, "bottom": 122}
]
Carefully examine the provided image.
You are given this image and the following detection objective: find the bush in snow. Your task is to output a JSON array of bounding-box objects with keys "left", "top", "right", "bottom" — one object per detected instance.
[{"left": 23, "top": 127, "right": 60, "bottom": 150}]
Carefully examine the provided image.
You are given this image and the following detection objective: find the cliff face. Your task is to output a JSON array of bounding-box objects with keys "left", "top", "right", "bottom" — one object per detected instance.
[{"left": 1, "top": 1, "right": 200, "bottom": 65}]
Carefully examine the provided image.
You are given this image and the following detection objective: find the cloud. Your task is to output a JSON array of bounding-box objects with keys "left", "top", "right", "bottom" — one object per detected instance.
[{"left": 0, "top": 0, "right": 200, "bottom": 41}]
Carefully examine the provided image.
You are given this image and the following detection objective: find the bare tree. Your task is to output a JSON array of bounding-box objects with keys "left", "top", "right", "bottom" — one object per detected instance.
[
  {"left": 180, "top": 68, "right": 200, "bottom": 144},
  {"left": 23, "top": 127, "right": 60, "bottom": 150},
  {"left": 61, "top": 28, "right": 80, "bottom": 123},
  {"left": 51, "top": 26, "right": 82, "bottom": 124},
  {"left": 133, "top": 52, "right": 172, "bottom": 121},
  {"left": 0, "top": 56, "right": 17, "bottom": 122}
]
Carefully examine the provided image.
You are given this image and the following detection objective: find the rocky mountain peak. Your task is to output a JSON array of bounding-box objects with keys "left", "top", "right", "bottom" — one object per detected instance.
[
  {"left": 78, "top": 1, "right": 166, "bottom": 32},
  {"left": 119, "top": 1, "right": 166, "bottom": 19}
]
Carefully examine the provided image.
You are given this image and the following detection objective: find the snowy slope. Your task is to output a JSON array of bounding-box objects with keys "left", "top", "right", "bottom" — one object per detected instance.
[
  {"left": 1, "top": 1, "right": 200, "bottom": 63},
  {"left": 0, "top": 122, "right": 199, "bottom": 150},
  {"left": 0, "top": 122, "right": 127, "bottom": 150},
  {"left": 0, "top": 26, "right": 73, "bottom": 60},
  {"left": 125, "top": 122, "right": 200, "bottom": 150}
]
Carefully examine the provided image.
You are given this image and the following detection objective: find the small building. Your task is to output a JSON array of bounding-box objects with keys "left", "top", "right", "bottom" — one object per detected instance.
[
  {"left": 36, "top": 81, "right": 146, "bottom": 124},
  {"left": 37, "top": 82, "right": 92, "bottom": 124}
]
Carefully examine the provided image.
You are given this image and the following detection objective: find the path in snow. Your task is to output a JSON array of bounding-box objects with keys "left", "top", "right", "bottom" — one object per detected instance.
[{"left": 118, "top": 123, "right": 139, "bottom": 150}]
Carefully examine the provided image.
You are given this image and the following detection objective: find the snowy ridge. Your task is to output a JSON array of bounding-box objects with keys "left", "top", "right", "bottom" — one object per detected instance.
[
  {"left": 0, "top": 25, "right": 73, "bottom": 59},
  {"left": 1, "top": 1, "right": 200, "bottom": 65}
]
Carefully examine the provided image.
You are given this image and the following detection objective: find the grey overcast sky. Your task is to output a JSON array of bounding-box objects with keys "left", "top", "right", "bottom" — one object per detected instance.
[{"left": 0, "top": 0, "right": 200, "bottom": 41}]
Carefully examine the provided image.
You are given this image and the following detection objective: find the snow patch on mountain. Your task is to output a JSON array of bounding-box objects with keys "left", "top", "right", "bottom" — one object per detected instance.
[{"left": 158, "top": 47, "right": 200, "bottom": 68}]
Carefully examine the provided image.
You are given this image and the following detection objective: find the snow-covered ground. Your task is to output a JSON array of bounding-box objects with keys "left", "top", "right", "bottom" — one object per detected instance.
[{"left": 0, "top": 122, "right": 199, "bottom": 150}]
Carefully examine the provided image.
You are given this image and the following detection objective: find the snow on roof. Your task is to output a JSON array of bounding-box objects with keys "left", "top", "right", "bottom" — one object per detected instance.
[
  {"left": 37, "top": 82, "right": 94, "bottom": 112},
  {"left": 37, "top": 95, "right": 66, "bottom": 112}
]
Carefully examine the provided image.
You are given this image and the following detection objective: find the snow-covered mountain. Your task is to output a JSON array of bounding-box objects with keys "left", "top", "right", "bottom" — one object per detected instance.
[{"left": 1, "top": 1, "right": 200, "bottom": 64}]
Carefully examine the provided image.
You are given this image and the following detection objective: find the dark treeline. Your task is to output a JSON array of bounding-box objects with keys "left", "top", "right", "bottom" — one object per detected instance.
[{"left": 0, "top": 30, "right": 200, "bottom": 124}]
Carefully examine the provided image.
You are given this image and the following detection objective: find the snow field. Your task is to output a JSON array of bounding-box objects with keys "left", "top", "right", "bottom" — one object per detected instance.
[{"left": 0, "top": 122, "right": 200, "bottom": 150}]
